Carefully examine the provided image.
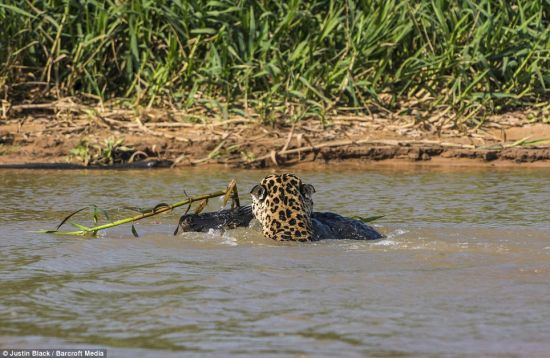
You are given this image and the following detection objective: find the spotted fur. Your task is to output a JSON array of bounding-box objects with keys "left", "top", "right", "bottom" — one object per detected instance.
[{"left": 250, "top": 173, "right": 316, "bottom": 241}]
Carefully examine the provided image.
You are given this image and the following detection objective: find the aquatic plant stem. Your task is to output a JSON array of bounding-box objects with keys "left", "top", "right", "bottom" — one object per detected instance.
[{"left": 38, "top": 190, "right": 228, "bottom": 236}]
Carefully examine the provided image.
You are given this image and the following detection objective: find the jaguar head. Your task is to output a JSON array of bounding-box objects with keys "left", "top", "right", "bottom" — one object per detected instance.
[{"left": 250, "top": 173, "right": 316, "bottom": 241}]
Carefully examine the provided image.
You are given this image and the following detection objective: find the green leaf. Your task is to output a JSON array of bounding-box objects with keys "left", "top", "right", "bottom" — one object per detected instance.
[
  {"left": 55, "top": 207, "right": 89, "bottom": 231},
  {"left": 0, "top": 4, "right": 36, "bottom": 18},
  {"left": 352, "top": 215, "right": 385, "bottom": 223},
  {"left": 101, "top": 209, "right": 111, "bottom": 221},
  {"left": 92, "top": 206, "right": 99, "bottom": 224},
  {"left": 131, "top": 224, "right": 139, "bottom": 238},
  {"left": 191, "top": 28, "right": 217, "bottom": 34}
]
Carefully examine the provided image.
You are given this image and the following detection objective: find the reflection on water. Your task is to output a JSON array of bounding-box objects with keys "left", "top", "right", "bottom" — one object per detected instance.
[{"left": 1, "top": 167, "right": 549, "bottom": 356}]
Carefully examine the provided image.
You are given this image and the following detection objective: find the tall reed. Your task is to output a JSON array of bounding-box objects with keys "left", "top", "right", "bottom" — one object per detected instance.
[{"left": 1, "top": 0, "right": 548, "bottom": 123}]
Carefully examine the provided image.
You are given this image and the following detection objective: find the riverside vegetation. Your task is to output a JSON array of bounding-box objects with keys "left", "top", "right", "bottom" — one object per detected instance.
[{"left": 1, "top": 0, "right": 548, "bottom": 126}]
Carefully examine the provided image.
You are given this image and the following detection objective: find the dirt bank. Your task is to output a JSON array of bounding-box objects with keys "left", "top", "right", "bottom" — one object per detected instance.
[{"left": 1, "top": 106, "right": 549, "bottom": 168}]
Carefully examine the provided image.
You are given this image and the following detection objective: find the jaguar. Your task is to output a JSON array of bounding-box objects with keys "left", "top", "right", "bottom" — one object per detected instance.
[{"left": 178, "top": 173, "right": 383, "bottom": 241}]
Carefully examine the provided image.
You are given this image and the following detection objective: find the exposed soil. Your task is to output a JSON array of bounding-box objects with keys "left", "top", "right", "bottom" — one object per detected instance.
[{"left": 1, "top": 104, "right": 549, "bottom": 168}]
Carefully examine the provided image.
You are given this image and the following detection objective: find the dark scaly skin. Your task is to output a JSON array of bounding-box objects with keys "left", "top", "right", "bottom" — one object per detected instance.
[
  {"left": 177, "top": 205, "right": 254, "bottom": 233},
  {"left": 177, "top": 205, "right": 383, "bottom": 241},
  {"left": 310, "top": 212, "right": 383, "bottom": 241}
]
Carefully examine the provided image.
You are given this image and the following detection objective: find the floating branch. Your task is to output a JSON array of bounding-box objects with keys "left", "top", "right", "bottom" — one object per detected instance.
[{"left": 38, "top": 180, "right": 241, "bottom": 236}]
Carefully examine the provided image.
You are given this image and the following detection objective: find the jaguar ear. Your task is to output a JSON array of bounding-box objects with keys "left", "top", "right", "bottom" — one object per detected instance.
[
  {"left": 300, "top": 183, "right": 316, "bottom": 199},
  {"left": 250, "top": 184, "right": 267, "bottom": 201}
]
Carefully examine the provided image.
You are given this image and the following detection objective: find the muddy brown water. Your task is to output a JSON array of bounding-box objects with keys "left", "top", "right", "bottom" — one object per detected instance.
[{"left": 1, "top": 167, "right": 549, "bottom": 357}]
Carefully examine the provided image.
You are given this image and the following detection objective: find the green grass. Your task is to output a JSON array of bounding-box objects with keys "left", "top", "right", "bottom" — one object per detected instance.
[
  {"left": 1, "top": 0, "right": 548, "bottom": 124},
  {"left": 69, "top": 137, "right": 134, "bottom": 166}
]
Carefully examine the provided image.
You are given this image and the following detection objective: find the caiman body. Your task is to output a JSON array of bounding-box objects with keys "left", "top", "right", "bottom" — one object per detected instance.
[{"left": 178, "top": 205, "right": 383, "bottom": 241}]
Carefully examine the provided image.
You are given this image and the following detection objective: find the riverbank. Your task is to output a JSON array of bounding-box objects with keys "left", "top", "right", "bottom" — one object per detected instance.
[
  {"left": 1, "top": 105, "right": 549, "bottom": 168},
  {"left": 3, "top": 1, "right": 548, "bottom": 169}
]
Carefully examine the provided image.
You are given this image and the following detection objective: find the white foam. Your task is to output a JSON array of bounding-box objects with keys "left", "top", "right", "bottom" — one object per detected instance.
[
  {"left": 221, "top": 232, "right": 238, "bottom": 246},
  {"left": 372, "top": 239, "right": 398, "bottom": 246},
  {"left": 385, "top": 229, "right": 408, "bottom": 240}
]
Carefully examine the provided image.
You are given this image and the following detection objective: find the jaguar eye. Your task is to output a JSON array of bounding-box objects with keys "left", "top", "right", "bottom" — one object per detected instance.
[
  {"left": 300, "top": 184, "right": 316, "bottom": 199},
  {"left": 250, "top": 184, "right": 267, "bottom": 201}
]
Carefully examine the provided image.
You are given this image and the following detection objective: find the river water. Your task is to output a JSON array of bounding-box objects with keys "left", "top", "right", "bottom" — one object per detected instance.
[{"left": 1, "top": 167, "right": 549, "bottom": 357}]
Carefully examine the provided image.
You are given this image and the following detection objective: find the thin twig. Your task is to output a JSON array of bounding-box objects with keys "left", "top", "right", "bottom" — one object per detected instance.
[
  {"left": 135, "top": 118, "right": 190, "bottom": 143},
  {"left": 281, "top": 123, "right": 295, "bottom": 153}
]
